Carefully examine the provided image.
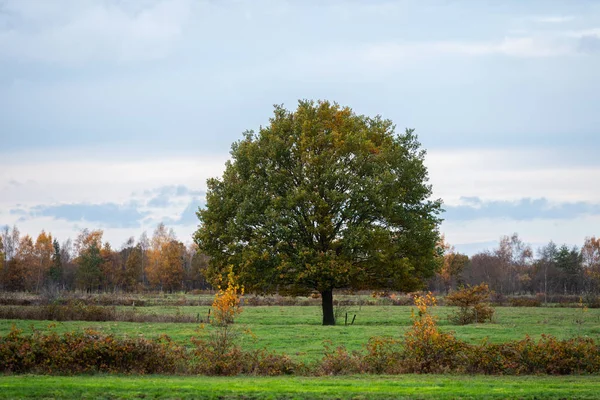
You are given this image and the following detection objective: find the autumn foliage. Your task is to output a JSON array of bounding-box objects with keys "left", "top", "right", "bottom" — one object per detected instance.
[
  {"left": 446, "top": 284, "right": 495, "bottom": 324},
  {"left": 0, "top": 326, "right": 186, "bottom": 374},
  {"left": 4, "top": 296, "right": 600, "bottom": 375},
  {"left": 211, "top": 269, "right": 244, "bottom": 326}
]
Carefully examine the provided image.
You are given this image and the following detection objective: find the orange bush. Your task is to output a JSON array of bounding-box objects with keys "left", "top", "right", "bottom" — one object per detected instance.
[
  {"left": 446, "top": 284, "right": 495, "bottom": 324},
  {"left": 0, "top": 326, "right": 187, "bottom": 374},
  {"left": 402, "top": 292, "right": 468, "bottom": 373},
  {"left": 211, "top": 269, "right": 244, "bottom": 326}
]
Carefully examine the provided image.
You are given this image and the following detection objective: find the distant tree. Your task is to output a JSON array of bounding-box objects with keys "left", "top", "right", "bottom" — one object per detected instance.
[
  {"left": 147, "top": 224, "right": 184, "bottom": 292},
  {"left": 533, "top": 241, "right": 560, "bottom": 303},
  {"left": 555, "top": 244, "right": 583, "bottom": 294},
  {"left": 442, "top": 251, "right": 469, "bottom": 293},
  {"left": 463, "top": 251, "right": 503, "bottom": 291},
  {"left": 0, "top": 226, "right": 21, "bottom": 290},
  {"left": 581, "top": 236, "right": 600, "bottom": 294},
  {"left": 101, "top": 243, "right": 121, "bottom": 291},
  {"left": 76, "top": 242, "right": 103, "bottom": 292},
  {"left": 2, "top": 259, "right": 24, "bottom": 291},
  {"left": 495, "top": 233, "right": 533, "bottom": 294},
  {"left": 60, "top": 239, "right": 76, "bottom": 290},
  {"left": 48, "top": 239, "right": 63, "bottom": 287},
  {"left": 195, "top": 100, "right": 443, "bottom": 325},
  {"left": 0, "top": 233, "right": 4, "bottom": 290},
  {"left": 187, "top": 245, "right": 210, "bottom": 290},
  {"left": 33, "top": 231, "right": 53, "bottom": 292},
  {"left": 435, "top": 237, "right": 469, "bottom": 293},
  {"left": 1, "top": 227, "right": 25, "bottom": 292},
  {"left": 0, "top": 225, "right": 19, "bottom": 262},
  {"left": 16, "top": 235, "right": 36, "bottom": 290},
  {"left": 138, "top": 231, "right": 150, "bottom": 285},
  {"left": 74, "top": 229, "right": 104, "bottom": 292},
  {"left": 123, "top": 246, "right": 143, "bottom": 291}
]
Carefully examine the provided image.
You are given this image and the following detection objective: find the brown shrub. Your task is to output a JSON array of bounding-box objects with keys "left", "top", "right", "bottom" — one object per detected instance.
[
  {"left": 317, "top": 342, "right": 363, "bottom": 375},
  {"left": 0, "top": 326, "right": 187, "bottom": 374},
  {"left": 191, "top": 324, "right": 298, "bottom": 376},
  {"left": 0, "top": 303, "right": 201, "bottom": 323},
  {"left": 361, "top": 337, "right": 403, "bottom": 374},
  {"left": 509, "top": 297, "right": 542, "bottom": 307},
  {"left": 446, "top": 284, "right": 495, "bottom": 324}
]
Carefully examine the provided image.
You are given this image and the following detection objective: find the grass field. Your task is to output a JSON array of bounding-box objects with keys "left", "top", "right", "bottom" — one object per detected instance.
[
  {"left": 2, "top": 304, "right": 600, "bottom": 362},
  {"left": 1, "top": 374, "right": 600, "bottom": 399}
]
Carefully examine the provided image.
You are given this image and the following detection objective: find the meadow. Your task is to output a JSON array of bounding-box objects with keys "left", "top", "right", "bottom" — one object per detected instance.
[
  {"left": 3, "top": 294, "right": 600, "bottom": 398},
  {"left": 1, "top": 299, "right": 600, "bottom": 362},
  {"left": 2, "top": 374, "right": 600, "bottom": 399}
]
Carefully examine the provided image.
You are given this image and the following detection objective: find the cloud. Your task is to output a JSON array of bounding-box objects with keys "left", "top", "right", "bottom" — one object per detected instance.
[
  {"left": 147, "top": 194, "right": 170, "bottom": 208},
  {"left": 426, "top": 148, "right": 600, "bottom": 205},
  {"left": 0, "top": 151, "right": 225, "bottom": 207},
  {"left": 19, "top": 202, "right": 150, "bottom": 228},
  {"left": 529, "top": 16, "right": 575, "bottom": 24},
  {"left": 363, "top": 36, "right": 573, "bottom": 64},
  {"left": 145, "top": 185, "right": 204, "bottom": 209},
  {"left": 9, "top": 208, "right": 28, "bottom": 216},
  {"left": 165, "top": 198, "right": 203, "bottom": 226},
  {"left": 565, "top": 28, "right": 600, "bottom": 38},
  {"left": 445, "top": 197, "right": 600, "bottom": 221},
  {"left": 0, "top": 0, "right": 194, "bottom": 65},
  {"left": 578, "top": 35, "right": 600, "bottom": 53},
  {"left": 453, "top": 240, "right": 500, "bottom": 256}
]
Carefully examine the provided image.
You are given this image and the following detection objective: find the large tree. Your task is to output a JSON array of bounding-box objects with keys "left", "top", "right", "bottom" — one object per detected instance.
[{"left": 195, "top": 100, "right": 443, "bottom": 325}]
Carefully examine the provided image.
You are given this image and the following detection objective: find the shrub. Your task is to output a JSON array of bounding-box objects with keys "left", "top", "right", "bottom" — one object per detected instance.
[
  {"left": 0, "top": 302, "right": 200, "bottom": 323},
  {"left": 584, "top": 293, "right": 600, "bottom": 309},
  {"left": 191, "top": 272, "right": 297, "bottom": 376},
  {"left": 0, "top": 326, "right": 187, "bottom": 374},
  {"left": 361, "top": 336, "right": 403, "bottom": 374},
  {"left": 191, "top": 325, "right": 298, "bottom": 376},
  {"left": 467, "top": 335, "right": 600, "bottom": 375},
  {"left": 446, "top": 284, "right": 495, "bottom": 325},
  {"left": 317, "top": 342, "right": 363, "bottom": 375},
  {"left": 402, "top": 292, "right": 468, "bottom": 373},
  {"left": 489, "top": 291, "right": 507, "bottom": 306},
  {"left": 211, "top": 269, "right": 243, "bottom": 326},
  {"left": 508, "top": 297, "right": 542, "bottom": 307},
  {"left": 245, "top": 348, "right": 298, "bottom": 376}
]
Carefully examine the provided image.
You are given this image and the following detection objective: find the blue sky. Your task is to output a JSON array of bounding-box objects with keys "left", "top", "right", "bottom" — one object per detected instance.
[{"left": 1, "top": 0, "right": 600, "bottom": 254}]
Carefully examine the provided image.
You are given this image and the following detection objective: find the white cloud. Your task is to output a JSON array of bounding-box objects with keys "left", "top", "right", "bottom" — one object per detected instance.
[
  {"left": 1, "top": 145, "right": 599, "bottom": 251},
  {"left": 0, "top": 0, "right": 194, "bottom": 64},
  {"left": 0, "top": 147, "right": 224, "bottom": 245},
  {"left": 0, "top": 148, "right": 228, "bottom": 208},
  {"left": 363, "top": 36, "right": 573, "bottom": 65},
  {"left": 529, "top": 16, "right": 576, "bottom": 24},
  {"left": 426, "top": 148, "right": 600, "bottom": 205},
  {"left": 565, "top": 28, "right": 600, "bottom": 38},
  {"left": 442, "top": 215, "right": 600, "bottom": 253}
]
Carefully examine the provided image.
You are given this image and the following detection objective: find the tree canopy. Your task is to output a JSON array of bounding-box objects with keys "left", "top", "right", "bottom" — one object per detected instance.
[{"left": 197, "top": 100, "right": 443, "bottom": 324}]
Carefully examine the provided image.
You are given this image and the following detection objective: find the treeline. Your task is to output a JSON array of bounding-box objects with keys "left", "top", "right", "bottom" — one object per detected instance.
[
  {"left": 430, "top": 234, "right": 600, "bottom": 296},
  {"left": 1, "top": 225, "right": 599, "bottom": 296},
  {"left": 0, "top": 224, "right": 210, "bottom": 293}
]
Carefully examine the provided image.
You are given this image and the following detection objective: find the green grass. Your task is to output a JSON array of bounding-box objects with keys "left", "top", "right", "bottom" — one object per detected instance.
[
  {"left": 2, "top": 305, "right": 600, "bottom": 362},
  {"left": 1, "top": 374, "right": 599, "bottom": 399}
]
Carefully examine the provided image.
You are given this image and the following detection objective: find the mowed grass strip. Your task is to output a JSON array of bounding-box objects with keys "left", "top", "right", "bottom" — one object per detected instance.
[
  {"left": 1, "top": 375, "right": 600, "bottom": 399},
  {"left": 2, "top": 305, "right": 600, "bottom": 362}
]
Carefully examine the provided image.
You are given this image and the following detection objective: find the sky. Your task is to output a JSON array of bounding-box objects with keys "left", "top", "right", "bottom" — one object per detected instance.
[{"left": 1, "top": 0, "right": 600, "bottom": 255}]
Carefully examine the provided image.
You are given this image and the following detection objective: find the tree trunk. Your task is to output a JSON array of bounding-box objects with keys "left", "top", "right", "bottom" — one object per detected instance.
[{"left": 321, "top": 289, "right": 335, "bottom": 326}]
